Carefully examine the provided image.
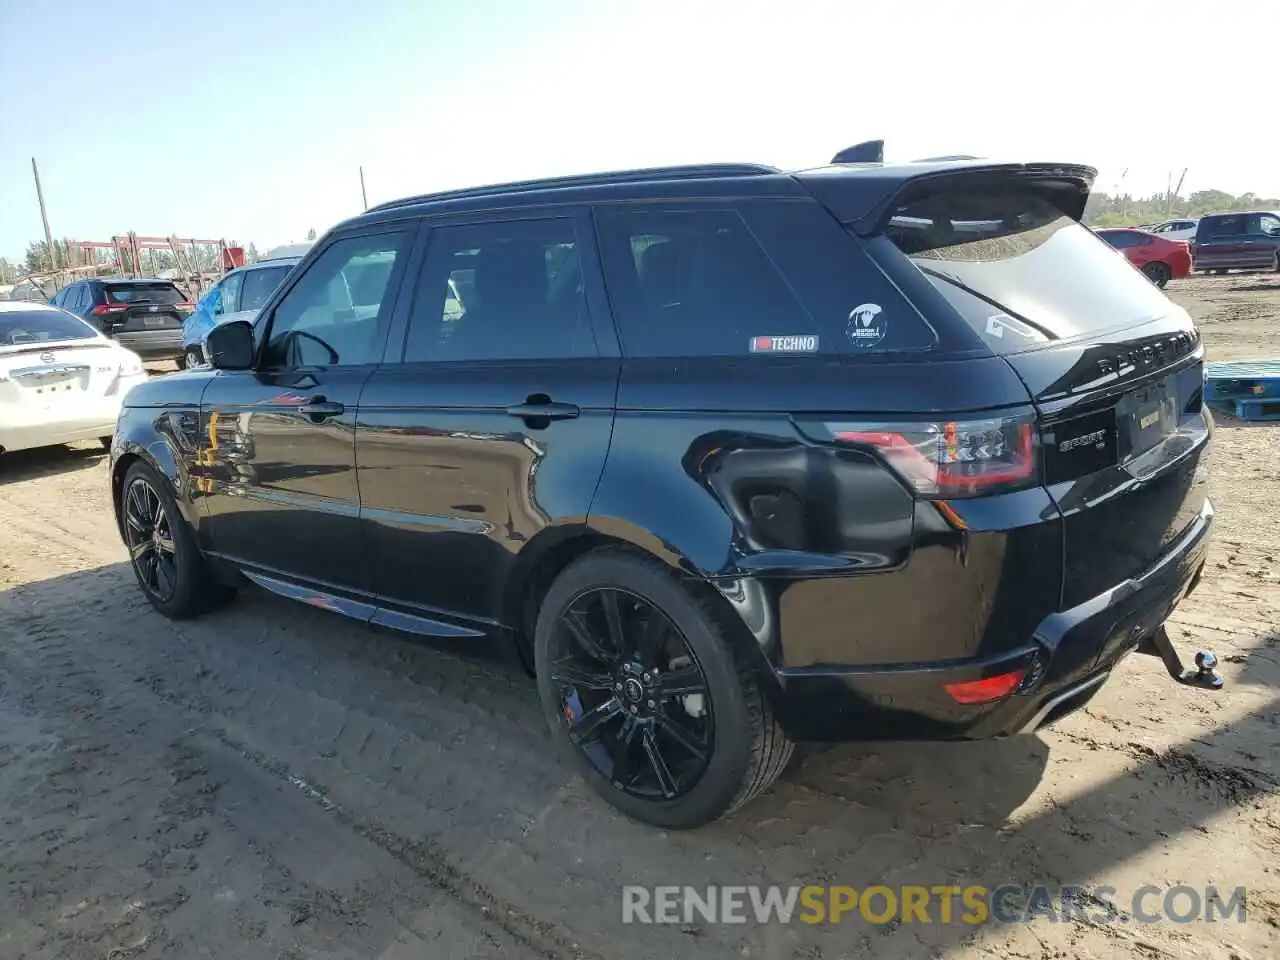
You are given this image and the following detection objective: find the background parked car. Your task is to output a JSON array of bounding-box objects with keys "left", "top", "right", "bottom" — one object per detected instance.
[
  {"left": 183, "top": 256, "right": 302, "bottom": 366},
  {"left": 0, "top": 301, "right": 148, "bottom": 455},
  {"left": 50, "top": 277, "right": 193, "bottom": 365},
  {"left": 1190, "top": 211, "right": 1280, "bottom": 274},
  {"left": 1094, "top": 228, "right": 1191, "bottom": 287},
  {"left": 1146, "top": 218, "right": 1199, "bottom": 243}
]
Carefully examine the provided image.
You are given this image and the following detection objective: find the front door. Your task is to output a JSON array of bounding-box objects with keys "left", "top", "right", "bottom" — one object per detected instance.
[
  {"left": 356, "top": 212, "right": 619, "bottom": 633},
  {"left": 197, "top": 227, "right": 415, "bottom": 595}
]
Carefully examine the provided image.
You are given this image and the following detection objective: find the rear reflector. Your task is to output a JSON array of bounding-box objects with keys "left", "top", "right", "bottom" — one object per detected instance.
[
  {"left": 827, "top": 413, "right": 1039, "bottom": 498},
  {"left": 943, "top": 668, "right": 1027, "bottom": 704}
]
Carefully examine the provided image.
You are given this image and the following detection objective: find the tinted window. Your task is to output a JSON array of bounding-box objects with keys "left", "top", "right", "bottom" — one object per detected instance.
[
  {"left": 67, "top": 285, "right": 87, "bottom": 313},
  {"left": 1256, "top": 214, "right": 1280, "bottom": 237},
  {"left": 105, "top": 282, "right": 185, "bottom": 304},
  {"left": 239, "top": 265, "right": 290, "bottom": 312},
  {"left": 0, "top": 309, "right": 99, "bottom": 346},
  {"left": 1097, "top": 231, "right": 1138, "bottom": 248},
  {"left": 596, "top": 207, "right": 821, "bottom": 358},
  {"left": 1199, "top": 216, "right": 1245, "bottom": 238},
  {"left": 216, "top": 271, "right": 244, "bottom": 315},
  {"left": 262, "top": 232, "right": 407, "bottom": 368},
  {"left": 884, "top": 187, "right": 1175, "bottom": 351},
  {"left": 403, "top": 218, "right": 595, "bottom": 362}
]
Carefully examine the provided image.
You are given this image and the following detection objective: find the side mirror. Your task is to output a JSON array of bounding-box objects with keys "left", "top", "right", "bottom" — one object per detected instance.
[{"left": 206, "top": 319, "right": 255, "bottom": 370}]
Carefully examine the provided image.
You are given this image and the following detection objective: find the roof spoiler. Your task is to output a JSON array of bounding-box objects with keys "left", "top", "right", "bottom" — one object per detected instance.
[{"left": 830, "top": 140, "right": 884, "bottom": 165}]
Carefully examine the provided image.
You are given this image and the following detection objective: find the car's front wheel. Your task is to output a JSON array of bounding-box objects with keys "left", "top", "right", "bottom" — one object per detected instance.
[
  {"left": 120, "top": 460, "right": 234, "bottom": 618},
  {"left": 534, "top": 549, "right": 793, "bottom": 829}
]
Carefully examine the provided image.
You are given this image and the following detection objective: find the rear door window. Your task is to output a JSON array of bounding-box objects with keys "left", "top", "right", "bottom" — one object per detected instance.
[
  {"left": 238, "top": 265, "right": 290, "bottom": 312},
  {"left": 105, "top": 282, "right": 185, "bottom": 305},
  {"left": 882, "top": 187, "right": 1175, "bottom": 354}
]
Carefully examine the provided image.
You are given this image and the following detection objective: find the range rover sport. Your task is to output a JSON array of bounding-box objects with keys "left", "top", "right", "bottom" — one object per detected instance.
[{"left": 110, "top": 145, "right": 1218, "bottom": 829}]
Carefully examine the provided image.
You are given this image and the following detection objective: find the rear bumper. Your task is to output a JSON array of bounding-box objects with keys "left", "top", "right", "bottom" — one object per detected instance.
[
  {"left": 111, "top": 329, "right": 184, "bottom": 360},
  {"left": 0, "top": 395, "right": 130, "bottom": 452},
  {"left": 766, "top": 498, "right": 1214, "bottom": 742}
]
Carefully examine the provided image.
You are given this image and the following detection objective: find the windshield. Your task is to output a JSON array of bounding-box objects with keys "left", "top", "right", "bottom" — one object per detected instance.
[
  {"left": 0, "top": 310, "right": 99, "bottom": 346},
  {"left": 105, "top": 282, "right": 186, "bottom": 305},
  {"left": 885, "top": 188, "right": 1174, "bottom": 352}
]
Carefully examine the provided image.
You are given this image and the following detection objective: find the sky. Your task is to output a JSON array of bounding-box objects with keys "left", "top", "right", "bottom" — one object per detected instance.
[{"left": 0, "top": 0, "right": 1275, "bottom": 263}]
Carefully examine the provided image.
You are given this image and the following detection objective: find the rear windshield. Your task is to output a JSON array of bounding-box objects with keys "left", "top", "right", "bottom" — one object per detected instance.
[
  {"left": 104, "top": 282, "right": 185, "bottom": 305},
  {"left": 885, "top": 188, "right": 1174, "bottom": 353},
  {"left": 0, "top": 310, "right": 98, "bottom": 346}
]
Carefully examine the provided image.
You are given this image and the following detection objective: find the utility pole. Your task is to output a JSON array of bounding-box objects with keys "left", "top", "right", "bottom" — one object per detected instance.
[
  {"left": 31, "top": 157, "right": 59, "bottom": 271},
  {"left": 359, "top": 166, "right": 368, "bottom": 211},
  {"left": 1170, "top": 168, "right": 1188, "bottom": 214}
]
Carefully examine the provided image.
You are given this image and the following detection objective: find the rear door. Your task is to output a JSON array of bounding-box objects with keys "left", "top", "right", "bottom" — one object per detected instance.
[
  {"left": 356, "top": 210, "right": 618, "bottom": 632},
  {"left": 878, "top": 184, "right": 1210, "bottom": 613},
  {"left": 1193, "top": 214, "right": 1253, "bottom": 269}
]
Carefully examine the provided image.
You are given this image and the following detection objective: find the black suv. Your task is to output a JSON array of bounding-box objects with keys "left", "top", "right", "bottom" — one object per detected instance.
[
  {"left": 110, "top": 148, "right": 1216, "bottom": 829},
  {"left": 52, "top": 277, "right": 193, "bottom": 363},
  {"left": 1191, "top": 210, "right": 1280, "bottom": 273}
]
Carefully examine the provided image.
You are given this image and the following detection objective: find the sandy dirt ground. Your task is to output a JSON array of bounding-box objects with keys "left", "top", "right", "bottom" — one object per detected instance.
[{"left": 0, "top": 274, "right": 1277, "bottom": 960}]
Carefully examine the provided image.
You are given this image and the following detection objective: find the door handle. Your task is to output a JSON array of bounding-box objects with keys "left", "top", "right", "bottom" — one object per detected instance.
[
  {"left": 505, "top": 399, "right": 580, "bottom": 422},
  {"left": 297, "top": 397, "right": 345, "bottom": 419}
]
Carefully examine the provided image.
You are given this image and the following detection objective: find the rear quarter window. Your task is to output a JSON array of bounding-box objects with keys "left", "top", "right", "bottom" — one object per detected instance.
[{"left": 594, "top": 201, "right": 937, "bottom": 359}]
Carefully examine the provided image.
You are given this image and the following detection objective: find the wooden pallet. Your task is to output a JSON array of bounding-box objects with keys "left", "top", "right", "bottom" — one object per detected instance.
[
  {"left": 1205, "top": 358, "right": 1280, "bottom": 402},
  {"left": 1214, "top": 396, "right": 1280, "bottom": 421}
]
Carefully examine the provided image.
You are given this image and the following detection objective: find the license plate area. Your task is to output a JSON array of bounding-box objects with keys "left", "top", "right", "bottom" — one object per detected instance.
[
  {"left": 1117, "top": 377, "right": 1178, "bottom": 460},
  {"left": 142, "top": 314, "right": 174, "bottom": 327}
]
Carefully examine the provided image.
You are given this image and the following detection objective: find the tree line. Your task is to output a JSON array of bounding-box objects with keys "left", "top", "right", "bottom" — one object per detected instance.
[{"left": 1084, "top": 188, "right": 1280, "bottom": 227}]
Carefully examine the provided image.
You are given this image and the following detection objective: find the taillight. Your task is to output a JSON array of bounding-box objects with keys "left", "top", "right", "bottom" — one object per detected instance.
[
  {"left": 175, "top": 301, "right": 195, "bottom": 311},
  {"left": 943, "top": 667, "right": 1027, "bottom": 704},
  {"left": 823, "top": 413, "right": 1039, "bottom": 498},
  {"left": 91, "top": 304, "right": 128, "bottom": 316}
]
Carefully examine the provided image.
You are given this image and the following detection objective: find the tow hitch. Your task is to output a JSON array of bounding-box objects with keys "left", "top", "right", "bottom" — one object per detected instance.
[{"left": 1135, "top": 626, "right": 1224, "bottom": 690}]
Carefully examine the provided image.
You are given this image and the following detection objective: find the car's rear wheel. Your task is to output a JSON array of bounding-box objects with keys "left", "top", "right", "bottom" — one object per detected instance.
[
  {"left": 121, "top": 460, "right": 234, "bottom": 618},
  {"left": 534, "top": 549, "right": 793, "bottom": 829},
  {"left": 1143, "top": 261, "right": 1172, "bottom": 288}
]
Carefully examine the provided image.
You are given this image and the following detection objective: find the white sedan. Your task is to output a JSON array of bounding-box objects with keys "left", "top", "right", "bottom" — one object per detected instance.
[{"left": 0, "top": 301, "right": 149, "bottom": 455}]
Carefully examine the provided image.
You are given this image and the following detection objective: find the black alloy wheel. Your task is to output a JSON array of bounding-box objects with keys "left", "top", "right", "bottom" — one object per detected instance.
[
  {"left": 547, "top": 586, "right": 714, "bottom": 801},
  {"left": 123, "top": 476, "right": 179, "bottom": 603}
]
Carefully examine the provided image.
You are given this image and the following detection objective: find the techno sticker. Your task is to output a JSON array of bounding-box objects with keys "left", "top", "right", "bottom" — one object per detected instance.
[
  {"left": 846, "top": 303, "right": 886, "bottom": 348},
  {"left": 749, "top": 334, "right": 820, "bottom": 354}
]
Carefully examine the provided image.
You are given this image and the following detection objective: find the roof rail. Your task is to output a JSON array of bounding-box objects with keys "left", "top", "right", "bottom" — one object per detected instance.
[
  {"left": 831, "top": 140, "right": 884, "bottom": 164},
  {"left": 367, "top": 163, "right": 781, "bottom": 213},
  {"left": 913, "top": 154, "right": 979, "bottom": 162}
]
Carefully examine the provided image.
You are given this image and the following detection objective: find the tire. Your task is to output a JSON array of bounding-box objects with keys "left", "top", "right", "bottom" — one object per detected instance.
[
  {"left": 120, "top": 460, "right": 235, "bottom": 618},
  {"left": 534, "top": 548, "right": 793, "bottom": 829},
  {"left": 1143, "top": 261, "right": 1171, "bottom": 288}
]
